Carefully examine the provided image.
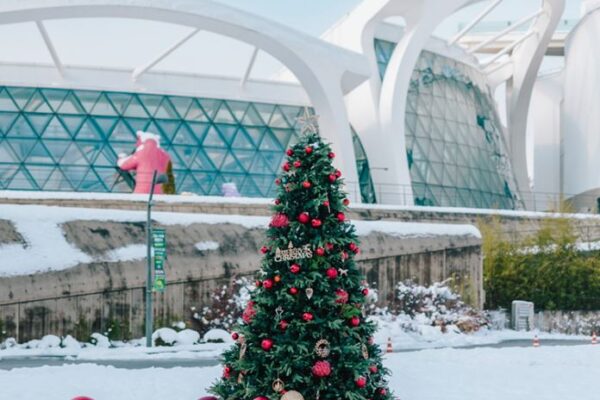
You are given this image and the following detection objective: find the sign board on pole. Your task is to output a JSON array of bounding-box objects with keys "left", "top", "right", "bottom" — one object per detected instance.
[{"left": 152, "top": 228, "right": 167, "bottom": 292}]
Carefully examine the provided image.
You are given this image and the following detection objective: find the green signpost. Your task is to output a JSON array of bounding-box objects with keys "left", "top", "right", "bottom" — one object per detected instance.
[{"left": 152, "top": 228, "right": 167, "bottom": 292}]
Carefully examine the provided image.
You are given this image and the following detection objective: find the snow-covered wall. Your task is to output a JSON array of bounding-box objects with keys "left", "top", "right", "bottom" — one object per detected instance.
[{"left": 0, "top": 204, "right": 482, "bottom": 342}]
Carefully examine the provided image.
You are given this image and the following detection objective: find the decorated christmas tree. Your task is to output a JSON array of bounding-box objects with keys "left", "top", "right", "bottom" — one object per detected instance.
[{"left": 210, "top": 111, "right": 391, "bottom": 400}]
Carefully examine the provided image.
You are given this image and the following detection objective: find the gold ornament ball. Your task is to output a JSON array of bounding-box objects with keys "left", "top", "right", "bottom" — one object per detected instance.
[{"left": 281, "top": 391, "right": 304, "bottom": 400}]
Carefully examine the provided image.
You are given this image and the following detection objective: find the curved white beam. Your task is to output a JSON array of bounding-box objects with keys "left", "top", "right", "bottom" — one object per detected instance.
[
  {"left": 0, "top": 0, "right": 369, "bottom": 202},
  {"left": 503, "top": 0, "right": 565, "bottom": 208}
]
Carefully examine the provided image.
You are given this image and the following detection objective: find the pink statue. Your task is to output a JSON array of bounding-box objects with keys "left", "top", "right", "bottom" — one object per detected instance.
[{"left": 117, "top": 131, "right": 171, "bottom": 194}]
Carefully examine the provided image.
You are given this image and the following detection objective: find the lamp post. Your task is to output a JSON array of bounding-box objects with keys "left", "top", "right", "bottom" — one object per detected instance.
[{"left": 145, "top": 170, "right": 169, "bottom": 347}]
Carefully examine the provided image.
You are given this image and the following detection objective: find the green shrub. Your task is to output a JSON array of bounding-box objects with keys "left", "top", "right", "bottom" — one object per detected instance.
[{"left": 481, "top": 217, "right": 600, "bottom": 311}]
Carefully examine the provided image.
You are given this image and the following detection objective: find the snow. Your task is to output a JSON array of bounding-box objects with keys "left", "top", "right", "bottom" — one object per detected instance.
[
  {"left": 194, "top": 241, "right": 220, "bottom": 251},
  {"left": 175, "top": 330, "right": 200, "bottom": 346},
  {"left": 0, "top": 345, "right": 597, "bottom": 400},
  {"left": 203, "top": 329, "right": 234, "bottom": 344},
  {"left": 90, "top": 333, "right": 111, "bottom": 349},
  {"left": 37, "top": 335, "right": 61, "bottom": 349},
  {"left": 0, "top": 204, "right": 480, "bottom": 276},
  {"left": 152, "top": 328, "right": 178, "bottom": 346}
]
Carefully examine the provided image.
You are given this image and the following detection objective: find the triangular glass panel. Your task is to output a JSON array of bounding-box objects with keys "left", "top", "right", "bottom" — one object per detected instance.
[
  {"left": 220, "top": 152, "right": 244, "bottom": 173},
  {"left": 205, "top": 148, "right": 228, "bottom": 169},
  {"left": 109, "top": 119, "right": 136, "bottom": 142},
  {"left": 25, "top": 140, "right": 54, "bottom": 164},
  {"left": 43, "top": 140, "right": 72, "bottom": 163},
  {"left": 79, "top": 168, "right": 108, "bottom": 192},
  {"left": 242, "top": 104, "right": 265, "bottom": 126},
  {"left": 0, "top": 164, "right": 18, "bottom": 187},
  {"left": 23, "top": 90, "right": 51, "bottom": 113},
  {"left": 233, "top": 149, "right": 256, "bottom": 171},
  {"left": 60, "top": 165, "right": 89, "bottom": 189},
  {"left": 271, "top": 128, "right": 293, "bottom": 149},
  {"left": 73, "top": 118, "right": 103, "bottom": 140},
  {"left": 194, "top": 171, "right": 216, "bottom": 194},
  {"left": 92, "top": 116, "right": 119, "bottom": 138},
  {"left": 58, "top": 115, "right": 86, "bottom": 138},
  {"left": 198, "top": 99, "right": 221, "bottom": 120},
  {"left": 123, "top": 95, "right": 149, "bottom": 118},
  {"left": 74, "top": 90, "right": 102, "bottom": 114},
  {"left": 269, "top": 106, "right": 290, "bottom": 128},
  {"left": 261, "top": 151, "right": 284, "bottom": 171},
  {"left": 0, "top": 139, "right": 19, "bottom": 163},
  {"left": 94, "top": 146, "right": 117, "bottom": 167},
  {"left": 40, "top": 89, "right": 67, "bottom": 112},
  {"left": 244, "top": 127, "right": 265, "bottom": 147},
  {"left": 0, "top": 88, "right": 18, "bottom": 112},
  {"left": 226, "top": 101, "right": 248, "bottom": 122},
  {"left": 137, "top": 94, "right": 161, "bottom": 116},
  {"left": 0, "top": 112, "right": 18, "bottom": 134},
  {"left": 186, "top": 121, "right": 209, "bottom": 142},
  {"left": 184, "top": 99, "right": 208, "bottom": 122},
  {"left": 8, "top": 167, "right": 36, "bottom": 190},
  {"left": 154, "top": 97, "right": 178, "bottom": 119},
  {"left": 91, "top": 93, "right": 118, "bottom": 116},
  {"left": 169, "top": 96, "right": 193, "bottom": 119},
  {"left": 123, "top": 117, "right": 147, "bottom": 135},
  {"left": 209, "top": 174, "right": 227, "bottom": 196},
  {"left": 24, "top": 114, "right": 53, "bottom": 136},
  {"left": 164, "top": 147, "right": 184, "bottom": 169},
  {"left": 213, "top": 102, "right": 236, "bottom": 124},
  {"left": 254, "top": 104, "right": 276, "bottom": 126},
  {"left": 251, "top": 153, "right": 273, "bottom": 174},
  {"left": 76, "top": 140, "right": 104, "bottom": 163},
  {"left": 25, "top": 165, "right": 55, "bottom": 188},
  {"left": 240, "top": 176, "right": 262, "bottom": 197},
  {"left": 177, "top": 172, "right": 197, "bottom": 193},
  {"left": 215, "top": 124, "right": 237, "bottom": 145},
  {"left": 60, "top": 142, "right": 88, "bottom": 165},
  {"left": 93, "top": 167, "right": 125, "bottom": 192},
  {"left": 171, "top": 123, "right": 199, "bottom": 146},
  {"left": 155, "top": 119, "right": 181, "bottom": 141},
  {"left": 259, "top": 129, "right": 282, "bottom": 151},
  {"left": 279, "top": 106, "right": 303, "bottom": 128},
  {"left": 202, "top": 125, "right": 225, "bottom": 147},
  {"left": 58, "top": 92, "right": 86, "bottom": 114},
  {"left": 250, "top": 174, "right": 275, "bottom": 197},
  {"left": 8, "top": 138, "right": 37, "bottom": 161},
  {"left": 231, "top": 128, "right": 255, "bottom": 150},
  {"left": 41, "top": 168, "right": 71, "bottom": 191},
  {"left": 37, "top": 116, "right": 68, "bottom": 139},
  {"left": 172, "top": 145, "right": 198, "bottom": 168},
  {"left": 106, "top": 93, "right": 133, "bottom": 116},
  {"left": 190, "top": 149, "right": 215, "bottom": 171},
  {"left": 7, "top": 87, "right": 35, "bottom": 110}
]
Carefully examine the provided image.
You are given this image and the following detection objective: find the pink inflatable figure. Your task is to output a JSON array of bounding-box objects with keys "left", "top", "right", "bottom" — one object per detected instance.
[{"left": 117, "top": 131, "right": 171, "bottom": 194}]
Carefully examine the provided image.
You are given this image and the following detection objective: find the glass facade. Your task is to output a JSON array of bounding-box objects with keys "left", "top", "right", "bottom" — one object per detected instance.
[
  {"left": 375, "top": 39, "right": 520, "bottom": 209},
  {"left": 0, "top": 86, "right": 375, "bottom": 201}
]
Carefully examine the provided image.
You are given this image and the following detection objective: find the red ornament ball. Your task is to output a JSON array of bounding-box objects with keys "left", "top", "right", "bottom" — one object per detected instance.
[
  {"left": 255, "top": 280, "right": 262, "bottom": 288},
  {"left": 231, "top": 332, "right": 239, "bottom": 341},
  {"left": 342, "top": 251, "right": 349, "bottom": 260},
  {"left": 260, "top": 246, "right": 268, "bottom": 254},
  {"left": 275, "top": 178, "right": 281, "bottom": 186},
  {"left": 223, "top": 366, "right": 231, "bottom": 378},
  {"left": 312, "top": 360, "right": 332, "bottom": 378},
  {"left": 279, "top": 320, "right": 289, "bottom": 331},
  {"left": 261, "top": 339, "right": 274, "bottom": 351},
  {"left": 337, "top": 212, "right": 346, "bottom": 222},
  {"left": 274, "top": 275, "right": 281, "bottom": 283},
  {"left": 369, "top": 365, "right": 378, "bottom": 374},
  {"left": 353, "top": 247, "right": 361, "bottom": 255},
  {"left": 350, "top": 316, "right": 360, "bottom": 327},
  {"left": 328, "top": 174, "right": 337, "bottom": 183},
  {"left": 323, "top": 200, "right": 330, "bottom": 207},
  {"left": 302, "top": 312, "right": 314, "bottom": 322},
  {"left": 305, "top": 146, "right": 313, "bottom": 154},
  {"left": 355, "top": 376, "right": 367, "bottom": 388},
  {"left": 302, "top": 181, "right": 312, "bottom": 189},
  {"left": 243, "top": 301, "right": 256, "bottom": 323},
  {"left": 362, "top": 288, "right": 369, "bottom": 296},
  {"left": 328, "top": 152, "right": 335, "bottom": 159},
  {"left": 343, "top": 198, "right": 350, "bottom": 206},
  {"left": 326, "top": 267, "right": 338, "bottom": 280},
  {"left": 348, "top": 243, "right": 357, "bottom": 251},
  {"left": 293, "top": 160, "right": 302, "bottom": 168},
  {"left": 270, "top": 213, "right": 289, "bottom": 228},
  {"left": 335, "top": 169, "right": 342, "bottom": 178},
  {"left": 286, "top": 148, "right": 294, "bottom": 156},
  {"left": 254, "top": 397, "right": 269, "bottom": 400},
  {"left": 289, "top": 287, "right": 299, "bottom": 295},
  {"left": 335, "top": 288, "right": 349, "bottom": 304},
  {"left": 274, "top": 198, "right": 281, "bottom": 205},
  {"left": 326, "top": 243, "right": 334, "bottom": 251},
  {"left": 282, "top": 162, "right": 290, "bottom": 172},
  {"left": 311, "top": 218, "right": 322, "bottom": 228},
  {"left": 290, "top": 264, "right": 301, "bottom": 274},
  {"left": 298, "top": 212, "right": 310, "bottom": 224},
  {"left": 72, "top": 397, "right": 95, "bottom": 400},
  {"left": 263, "top": 279, "right": 274, "bottom": 289},
  {"left": 378, "top": 388, "right": 387, "bottom": 396},
  {"left": 315, "top": 247, "right": 325, "bottom": 256}
]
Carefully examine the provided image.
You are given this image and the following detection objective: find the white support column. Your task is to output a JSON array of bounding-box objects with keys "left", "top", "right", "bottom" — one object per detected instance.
[
  {"left": 240, "top": 47, "right": 259, "bottom": 88},
  {"left": 35, "top": 20, "right": 64, "bottom": 78},
  {"left": 132, "top": 28, "right": 200, "bottom": 81}
]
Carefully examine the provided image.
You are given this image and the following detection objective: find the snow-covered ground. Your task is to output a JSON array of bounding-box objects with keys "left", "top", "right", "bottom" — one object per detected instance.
[{"left": 0, "top": 344, "right": 597, "bottom": 400}]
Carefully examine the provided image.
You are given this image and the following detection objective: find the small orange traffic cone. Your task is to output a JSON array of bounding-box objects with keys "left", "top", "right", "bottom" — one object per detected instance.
[
  {"left": 386, "top": 337, "right": 393, "bottom": 353},
  {"left": 592, "top": 332, "right": 597, "bottom": 345},
  {"left": 533, "top": 335, "right": 540, "bottom": 347}
]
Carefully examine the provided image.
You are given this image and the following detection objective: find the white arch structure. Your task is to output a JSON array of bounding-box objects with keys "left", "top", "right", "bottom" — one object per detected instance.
[
  {"left": 329, "top": 0, "right": 564, "bottom": 207},
  {"left": 0, "top": 0, "right": 371, "bottom": 202}
]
